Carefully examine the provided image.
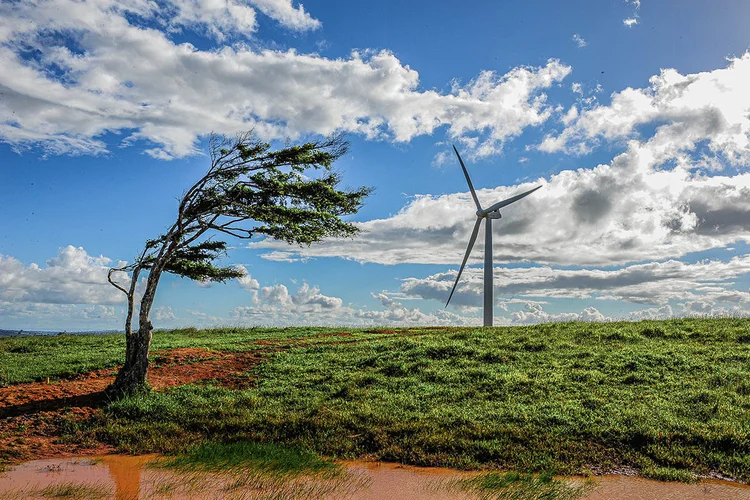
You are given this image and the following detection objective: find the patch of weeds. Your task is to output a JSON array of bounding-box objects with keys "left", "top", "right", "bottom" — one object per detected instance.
[
  {"left": 218, "top": 469, "right": 370, "bottom": 499},
  {"left": 150, "top": 478, "right": 179, "bottom": 496},
  {"left": 33, "top": 482, "right": 111, "bottom": 499},
  {"left": 150, "top": 441, "right": 370, "bottom": 499},
  {"left": 155, "top": 440, "right": 340, "bottom": 477},
  {"left": 642, "top": 465, "right": 697, "bottom": 483},
  {"left": 641, "top": 326, "right": 666, "bottom": 338},
  {"left": 438, "top": 471, "right": 595, "bottom": 500}
]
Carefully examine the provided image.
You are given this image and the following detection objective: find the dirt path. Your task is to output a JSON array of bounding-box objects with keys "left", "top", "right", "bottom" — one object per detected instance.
[{"left": 0, "top": 348, "right": 264, "bottom": 465}]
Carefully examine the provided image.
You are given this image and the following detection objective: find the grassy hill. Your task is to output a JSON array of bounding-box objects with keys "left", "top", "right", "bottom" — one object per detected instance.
[{"left": 2, "top": 319, "right": 749, "bottom": 482}]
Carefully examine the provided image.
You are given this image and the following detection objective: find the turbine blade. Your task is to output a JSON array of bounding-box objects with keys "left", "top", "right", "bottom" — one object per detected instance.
[
  {"left": 453, "top": 145, "right": 482, "bottom": 211},
  {"left": 446, "top": 217, "right": 483, "bottom": 308},
  {"left": 482, "top": 185, "right": 542, "bottom": 214}
]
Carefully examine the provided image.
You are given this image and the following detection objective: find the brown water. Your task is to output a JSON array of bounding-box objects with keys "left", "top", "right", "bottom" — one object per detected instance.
[{"left": 1, "top": 455, "right": 749, "bottom": 499}]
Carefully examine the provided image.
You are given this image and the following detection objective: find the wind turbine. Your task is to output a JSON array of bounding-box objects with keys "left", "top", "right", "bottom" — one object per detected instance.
[{"left": 445, "top": 146, "right": 541, "bottom": 327}]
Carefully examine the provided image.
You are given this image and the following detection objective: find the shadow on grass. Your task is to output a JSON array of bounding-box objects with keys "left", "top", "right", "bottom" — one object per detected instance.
[{"left": 0, "top": 392, "right": 108, "bottom": 419}]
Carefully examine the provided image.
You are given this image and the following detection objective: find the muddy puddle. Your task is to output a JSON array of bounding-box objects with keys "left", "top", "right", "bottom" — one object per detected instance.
[{"left": 1, "top": 455, "right": 749, "bottom": 499}]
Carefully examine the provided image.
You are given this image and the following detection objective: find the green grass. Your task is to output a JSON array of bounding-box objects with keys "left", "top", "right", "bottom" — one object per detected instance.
[
  {"left": 0, "top": 326, "right": 372, "bottom": 385},
  {"left": 32, "top": 483, "right": 110, "bottom": 499},
  {"left": 438, "top": 471, "right": 595, "bottom": 500},
  {"left": 151, "top": 441, "right": 367, "bottom": 499},
  {"left": 155, "top": 440, "right": 340, "bottom": 477},
  {"left": 6, "top": 318, "right": 750, "bottom": 483}
]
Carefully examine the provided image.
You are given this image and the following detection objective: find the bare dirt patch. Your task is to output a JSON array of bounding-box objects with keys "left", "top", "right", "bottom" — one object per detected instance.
[{"left": 0, "top": 348, "right": 263, "bottom": 466}]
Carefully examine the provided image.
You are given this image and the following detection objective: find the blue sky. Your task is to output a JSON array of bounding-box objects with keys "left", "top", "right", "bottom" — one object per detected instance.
[{"left": 2, "top": 0, "right": 750, "bottom": 330}]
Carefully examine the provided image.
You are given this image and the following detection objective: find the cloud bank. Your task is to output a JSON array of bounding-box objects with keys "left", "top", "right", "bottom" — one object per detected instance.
[
  {"left": 0, "top": 0, "right": 569, "bottom": 158},
  {"left": 252, "top": 54, "right": 750, "bottom": 268}
]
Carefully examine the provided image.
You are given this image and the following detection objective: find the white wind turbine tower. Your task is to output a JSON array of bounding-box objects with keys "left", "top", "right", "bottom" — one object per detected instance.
[{"left": 445, "top": 146, "right": 541, "bottom": 327}]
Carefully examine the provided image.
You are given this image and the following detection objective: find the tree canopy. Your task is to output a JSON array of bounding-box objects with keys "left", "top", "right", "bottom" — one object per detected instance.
[{"left": 107, "top": 132, "right": 371, "bottom": 395}]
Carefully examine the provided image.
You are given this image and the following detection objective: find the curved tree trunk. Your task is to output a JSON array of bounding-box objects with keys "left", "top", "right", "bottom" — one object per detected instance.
[{"left": 107, "top": 268, "right": 163, "bottom": 397}]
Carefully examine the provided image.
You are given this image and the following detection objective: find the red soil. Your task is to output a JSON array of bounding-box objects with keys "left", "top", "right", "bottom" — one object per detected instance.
[{"left": 0, "top": 348, "right": 263, "bottom": 465}]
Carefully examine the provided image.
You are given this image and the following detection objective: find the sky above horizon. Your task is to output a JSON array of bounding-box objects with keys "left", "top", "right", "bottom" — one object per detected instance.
[{"left": 2, "top": 0, "right": 750, "bottom": 330}]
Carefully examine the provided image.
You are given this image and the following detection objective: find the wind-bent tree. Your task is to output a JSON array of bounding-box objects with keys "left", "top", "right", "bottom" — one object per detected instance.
[{"left": 107, "top": 132, "right": 370, "bottom": 396}]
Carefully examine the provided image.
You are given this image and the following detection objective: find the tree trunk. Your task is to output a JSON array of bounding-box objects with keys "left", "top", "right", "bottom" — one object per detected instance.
[{"left": 107, "top": 267, "right": 162, "bottom": 397}]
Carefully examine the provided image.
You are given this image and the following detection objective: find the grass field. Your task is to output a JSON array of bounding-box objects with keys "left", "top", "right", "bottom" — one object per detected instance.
[{"left": 3, "top": 319, "right": 750, "bottom": 484}]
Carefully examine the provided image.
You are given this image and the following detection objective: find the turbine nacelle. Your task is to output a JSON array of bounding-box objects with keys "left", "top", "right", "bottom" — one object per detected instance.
[{"left": 482, "top": 210, "right": 502, "bottom": 219}]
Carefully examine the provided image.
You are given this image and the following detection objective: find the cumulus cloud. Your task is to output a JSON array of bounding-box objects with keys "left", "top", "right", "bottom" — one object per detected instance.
[
  {"left": 168, "top": 0, "right": 321, "bottom": 38},
  {"left": 0, "top": 301, "right": 120, "bottom": 330},
  {"left": 170, "top": 0, "right": 259, "bottom": 40},
  {"left": 0, "top": 246, "right": 128, "bottom": 305},
  {"left": 0, "top": 247, "right": 481, "bottom": 328},
  {"left": 235, "top": 265, "right": 260, "bottom": 291},
  {"left": 504, "top": 301, "right": 747, "bottom": 325},
  {"left": 399, "top": 256, "right": 750, "bottom": 307},
  {"left": 250, "top": 165, "right": 750, "bottom": 267},
  {"left": 249, "top": 0, "right": 320, "bottom": 31},
  {"left": 540, "top": 53, "right": 750, "bottom": 163},
  {"left": 572, "top": 34, "right": 587, "bottom": 48},
  {"left": 628, "top": 304, "right": 672, "bottom": 321},
  {"left": 153, "top": 306, "right": 177, "bottom": 321},
  {"left": 231, "top": 283, "right": 481, "bottom": 327},
  {"left": 511, "top": 302, "right": 608, "bottom": 324},
  {"left": 0, "top": 0, "right": 569, "bottom": 158},
  {"left": 252, "top": 55, "right": 750, "bottom": 268}
]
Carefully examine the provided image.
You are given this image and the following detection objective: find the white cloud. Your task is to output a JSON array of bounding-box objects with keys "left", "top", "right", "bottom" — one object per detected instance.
[
  {"left": 235, "top": 265, "right": 260, "bottom": 291},
  {"left": 249, "top": 0, "right": 320, "bottom": 31},
  {"left": 628, "top": 304, "right": 672, "bottom": 321},
  {"left": 0, "top": 246, "right": 128, "bottom": 305},
  {"left": 250, "top": 164, "right": 750, "bottom": 267},
  {"left": 561, "top": 105, "right": 578, "bottom": 125},
  {"left": 0, "top": 0, "right": 570, "bottom": 158},
  {"left": 542, "top": 53, "right": 750, "bottom": 164},
  {"left": 398, "top": 256, "right": 750, "bottom": 307},
  {"left": 572, "top": 34, "right": 587, "bottom": 48},
  {"left": 170, "top": 0, "right": 259, "bottom": 40},
  {"left": 231, "top": 275, "right": 482, "bottom": 326},
  {"left": 0, "top": 301, "right": 120, "bottom": 330},
  {"left": 153, "top": 306, "right": 177, "bottom": 321},
  {"left": 252, "top": 55, "right": 750, "bottom": 268},
  {"left": 0, "top": 247, "right": 481, "bottom": 328},
  {"left": 623, "top": 0, "right": 640, "bottom": 27},
  {"left": 511, "top": 302, "right": 607, "bottom": 324},
  {"left": 171, "top": 0, "right": 320, "bottom": 38},
  {"left": 352, "top": 293, "right": 481, "bottom": 326}
]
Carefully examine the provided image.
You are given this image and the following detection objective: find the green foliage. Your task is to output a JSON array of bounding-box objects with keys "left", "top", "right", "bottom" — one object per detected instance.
[
  {"left": 131, "top": 133, "right": 370, "bottom": 285},
  {"left": 106, "top": 133, "right": 370, "bottom": 392},
  {"left": 176, "top": 133, "right": 370, "bottom": 247},
  {"left": 163, "top": 241, "right": 243, "bottom": 282}
]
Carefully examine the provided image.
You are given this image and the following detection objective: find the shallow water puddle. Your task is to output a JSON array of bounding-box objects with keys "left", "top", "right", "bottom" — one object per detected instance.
[
  {"left": 579, "top": 475, "right": 750, "bottom": 500},
  {"left": 1, "top": 455, "right": 750, "bottom": 499}
]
